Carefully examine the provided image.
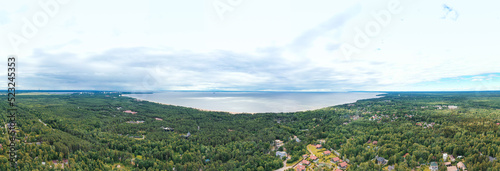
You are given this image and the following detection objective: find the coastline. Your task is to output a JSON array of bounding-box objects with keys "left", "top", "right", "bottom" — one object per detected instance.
[
  {"left": 122, "top": 92, "right": 385, "bottom": 114},
  {"left": 121, "top": 94, "right": 247, "bottom": 114}
]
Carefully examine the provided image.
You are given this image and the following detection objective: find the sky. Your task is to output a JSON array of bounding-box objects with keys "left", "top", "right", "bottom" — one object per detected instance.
[{"left": 0, "top": 0, "right": 499, "bottom": 91}]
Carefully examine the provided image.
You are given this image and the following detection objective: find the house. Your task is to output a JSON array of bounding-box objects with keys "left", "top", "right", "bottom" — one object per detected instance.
[
  {"left": 324, "top": 150, "right": 331, "bottom": 155},
  {"left": 388, "top": 165, "right": 395, "bottom": 171},
  {"left": 315, "top": 144, "right": 322, "bottom": 149},
  {"left": 276, "top": 151, "right": 287, "bottom": 159},
  {"left": 275, "top": 140, "right": 284, "bottom": 147},
  {"left": 339, "top": 162, "right": 348, "bottom": 169},
  {"left": 457, "top": 162, "right": 466, "bottom": 170},
  {"left": 372, "top": 141, "right": 378, "bottom": 145},
  {"left": 430, "top": 162, "right": 438, "bottom": 171},
  {"left": 301, "top": 160, "right": 310, "bottom": 166},
  {"left": 123, "top": 110, "right": 137, "bottom": 114},
  {"left": 126, "top": 121, "right": 144, "bottom": 124},
  {"left": 449, "top": 155, "right": 455, "bottom": 162},
  {"left": 443, "top": 153, "right": 448, "bottom": 161},
  {"left": 377, "top": 157, "right": 387, "bottom": 165},
  {"left": 181, "top": 132, "right": 191, "bottom": 138},
  {"left": 489, "top": 156, "right": 497, "bottom": 162},
  {"left": 155, "top": 118, "right": 163, "bottom": 121},
  {"left": 302, "top": 154, "right": 308, "bottom": 158},
  {"left": 295, "top": 165, "right": 306, "bottom": 171},
  {"left": 444, "top": 162, "right": 452, "bottom": 167},
  {"left": 163, "top": 127, "right": 174, "bottom": 131},
  {"left": 310, "top": 155, "right": 318, "bottom": 162},
  {"left": 447, "top": 166, "right": 458, "bottom": 171},
  {"left": 403, "top": 153, "right": 410, "bottom": 158},
  {"left": 332, "top": 157, "right": 340, "bottom": 163},
  {"left": 448, "top": 105, "right": 458, "bottom": 109}
]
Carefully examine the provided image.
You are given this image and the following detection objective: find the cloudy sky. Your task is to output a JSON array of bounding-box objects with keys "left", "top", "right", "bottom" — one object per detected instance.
[{"left": 1, "top": 0, "right": 499, "bottom": 91}]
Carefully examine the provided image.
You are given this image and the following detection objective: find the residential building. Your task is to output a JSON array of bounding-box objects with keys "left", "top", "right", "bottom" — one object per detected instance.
[
  {"left": 276, "top": 151, "right": 287, "bottom": 159},
  {"left": 339, "top": 162, "right": 348, "bottom": 169},
  {"left": 430, "top": 162, "right": 438, "bottom": 171},
  {"left": 163, "top": 127, "right": 174, "bottom": 131},
  {"left": 301, "top": 160, "right": 310, "bottom": 166},
  {"left": 332, "top": 157, "right": 340, "bottom": 163},
  {"left": 457, "top": 162, "right": 466, "bottom": 170},
  {"left": 123, "top": 110, "right": 137, "bottom": 114},
  {"left": 449, "top": 155, "right": 455, "bottom": 162},
  {"left": 444, "top": 162, "right": 452, "bottom": 167},
  {"left": 324, "top": 150, "right": 331, "bottom": 156},
  {"left": 489, "top": 156, "right": 497, "bottom": 162},
  {"left": 315, "top": 144, "right": 322, "bottom": 149},
  {"left": 443, "top": 153, "right": 448, "bottom": 161},
  {"left": 377, "top": 157, "right": 387, "bottom": 165},
  {"left": 310, "top": 155, "right": 318, "bottom": 162},
  {"left": 447, "top": 166, "right": 458, "bottom": 171},
  {"left": 295, "top": 165, "right": 306, "bottom": 171},
  {"left": 275, "top": 140, "right": 284, "bottom": 147}
]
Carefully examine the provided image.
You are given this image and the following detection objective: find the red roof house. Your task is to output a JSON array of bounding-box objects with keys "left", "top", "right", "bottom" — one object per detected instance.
[
  {"left": 123, "top": 110, "right": 137, "bottom": 114},
  {"left": 332, "top": 157, "right": 340, "bottom": 163},
  {"left": 301, "top": 160, "right": 310, "bottom": 166},
  {"left": 339, "top": 162, "right": 348, "bottom": 169},
  {"left": 295, "top": 164, "right": 306, "bottom": 171},
  {"left": 310, "top": 155, "right": 318, "bottom": 162},
  {"left": 324, "top": 150, "right": 331, "bottom": 155}
]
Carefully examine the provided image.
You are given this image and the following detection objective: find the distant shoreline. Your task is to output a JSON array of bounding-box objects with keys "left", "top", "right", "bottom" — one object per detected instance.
[
  {"left": 121, "top": 94, "right": 246, "bottom": 114},
  {"left": 122, "top": 92, "right": 384, "bottom": 114}
]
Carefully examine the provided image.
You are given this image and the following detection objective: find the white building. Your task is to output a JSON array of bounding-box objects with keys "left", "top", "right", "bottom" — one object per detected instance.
[{"left": 276, "top": 151, "right": 287, "bottom": 159}]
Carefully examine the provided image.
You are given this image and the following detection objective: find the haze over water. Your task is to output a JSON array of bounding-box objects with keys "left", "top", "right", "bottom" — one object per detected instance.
[{"left": 125, "top": 92, "right": 383, "bottom": 113}]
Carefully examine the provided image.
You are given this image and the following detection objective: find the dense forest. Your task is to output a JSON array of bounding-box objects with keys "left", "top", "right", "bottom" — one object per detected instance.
[{"left": 1, "top": 91, "right": 500, "bottom": 170}]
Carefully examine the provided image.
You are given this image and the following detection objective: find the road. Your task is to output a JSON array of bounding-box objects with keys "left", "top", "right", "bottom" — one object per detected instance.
[
  {"left": 275, "top": 159, "right": 295, "bottom": 171},
  {"left": 275, "top": 145, "right": 315, "bottom": 171}
]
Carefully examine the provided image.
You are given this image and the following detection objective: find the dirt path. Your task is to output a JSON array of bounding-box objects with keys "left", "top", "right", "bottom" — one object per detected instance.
[
  {"left": 38, "top": 119, "right": 47, "bottom": 126},
  {"left": 275, "top": 159, "right": 295, "bottom": 171}
]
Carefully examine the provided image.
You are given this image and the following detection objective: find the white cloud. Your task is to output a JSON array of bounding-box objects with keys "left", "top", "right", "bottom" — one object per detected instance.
[{"left": 0, "top": 0, "right": 499, "bottom": 91}]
